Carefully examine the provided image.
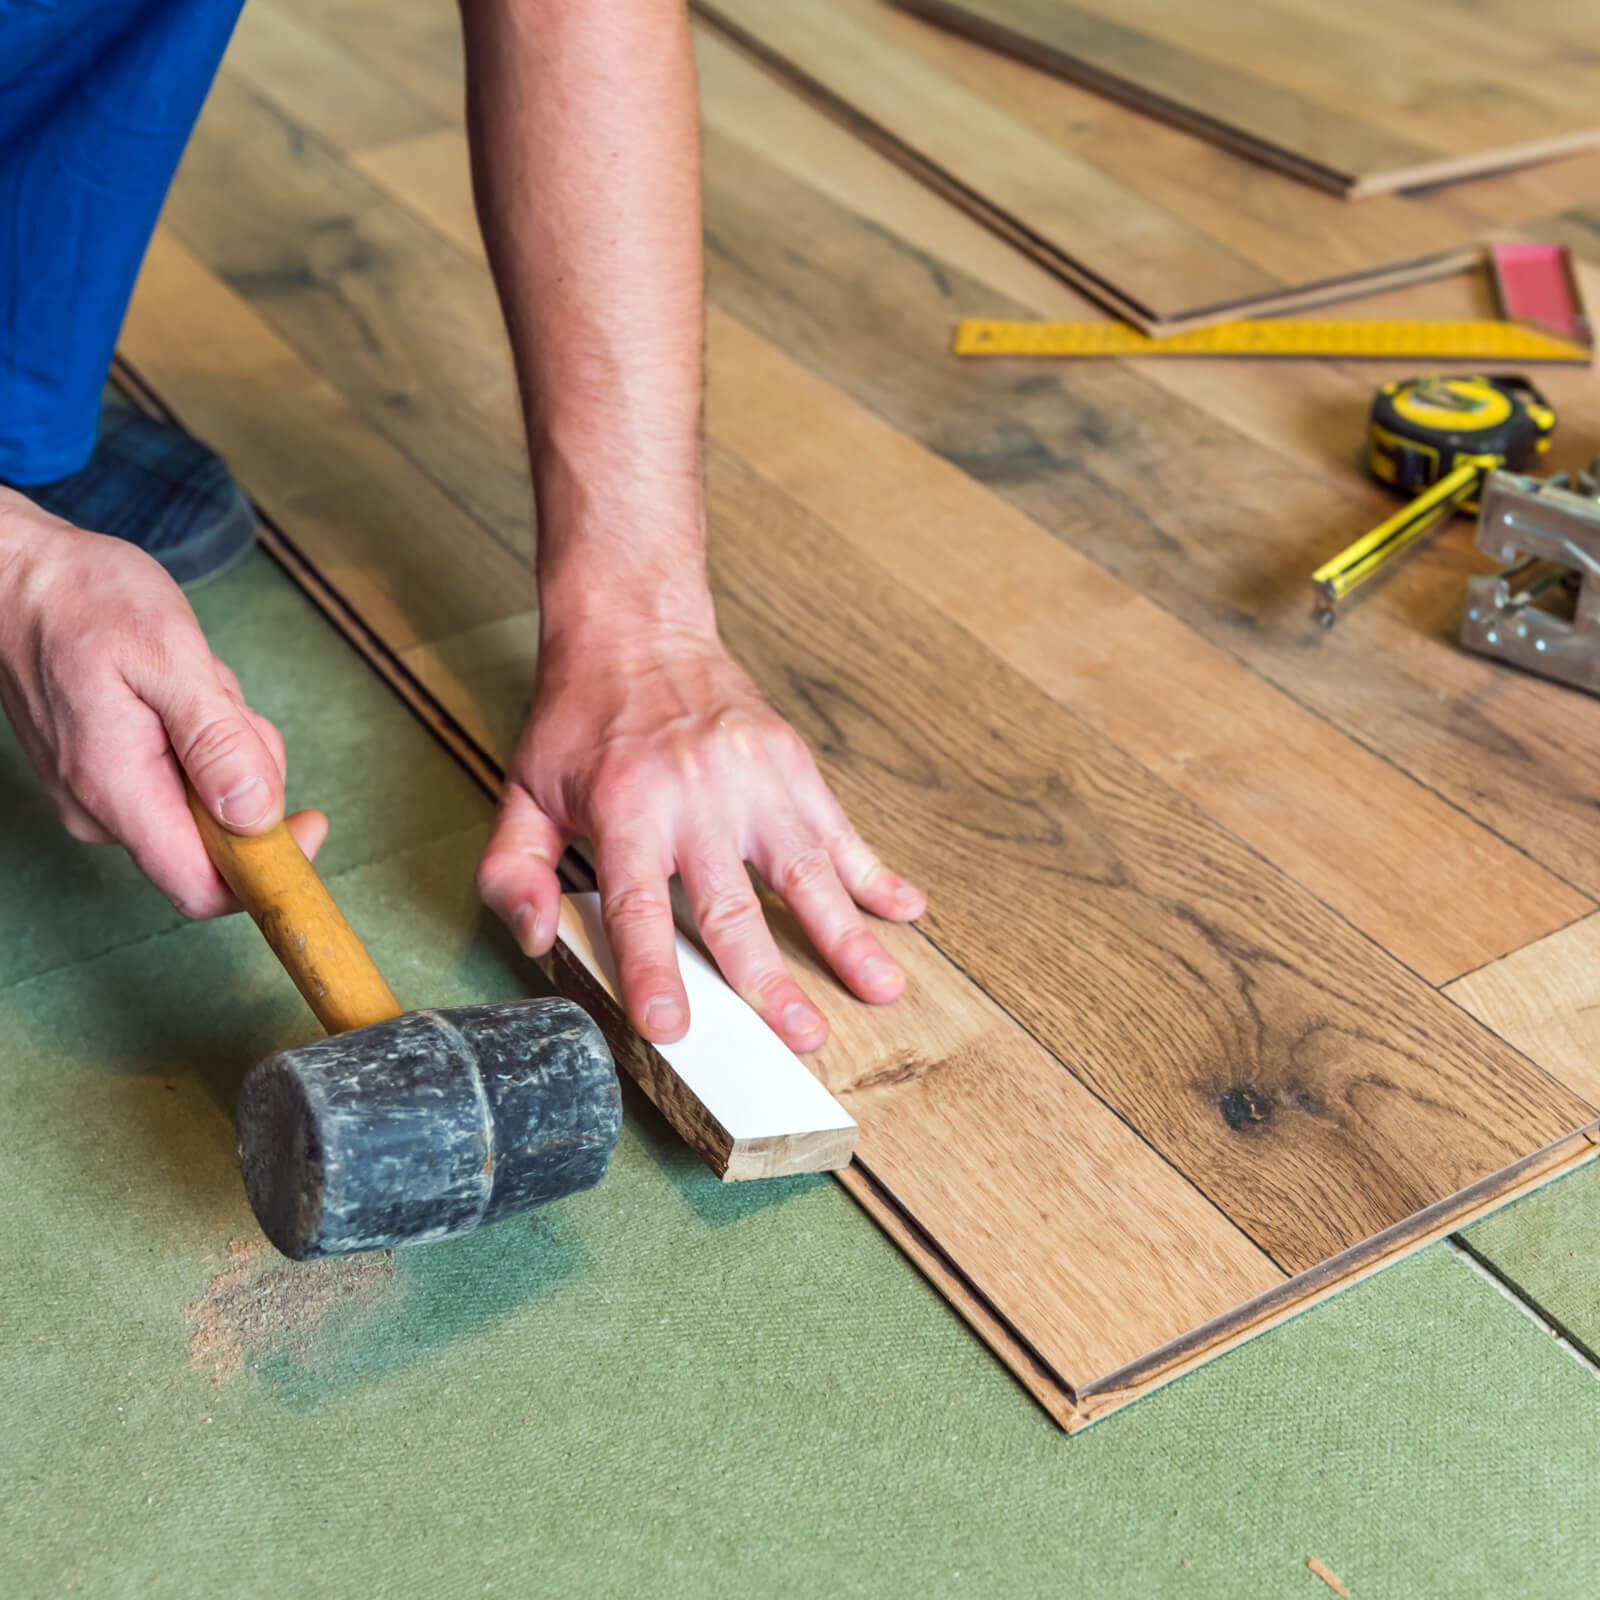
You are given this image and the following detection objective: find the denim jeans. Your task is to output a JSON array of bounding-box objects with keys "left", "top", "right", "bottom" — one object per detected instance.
[{"left": 0, "top": 0, "right": 244, "bottom": 482}]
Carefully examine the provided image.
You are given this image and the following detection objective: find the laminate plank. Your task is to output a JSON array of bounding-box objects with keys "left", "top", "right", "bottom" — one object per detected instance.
[
  {"left": 120, "top": 231, "right": 535, "bottom": 650},
  {"left": 701, "top": 437, "right": 1593, "bottom": 1271},
  {"left": 900, "top": 0, "right": 1600, "bottom": 196},
  {"left": 702, "top": 308, "right": 1593, "bottom": 983},
  {"left": 1446, "top": 915, "right": 1600, "bottom": 1109},
  {"left": 697, "top": 0, "right": 1278, "bottom": 322},
  {"left": 694, "top": 130, "right": 1600, "bottom": 901},
  {"left": 222, "top": 0, "right": 444, "bottom": 155},
  {"left": 897, "top": 0, "right": 1427, "bottom": 193},
  {"left": 164, "top": 72, "right": 534, "bottom": 561},
  {"left": 1077, "top": 0, "right": 1591, "bottom": 158},
  {"left": 693, "top": 0, "right": 1487, "bottom": 329}
]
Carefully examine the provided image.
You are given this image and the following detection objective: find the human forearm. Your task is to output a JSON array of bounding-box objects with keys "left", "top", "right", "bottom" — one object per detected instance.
[{"left": 458, "top": 0, "right": 712, "bottom": 644}]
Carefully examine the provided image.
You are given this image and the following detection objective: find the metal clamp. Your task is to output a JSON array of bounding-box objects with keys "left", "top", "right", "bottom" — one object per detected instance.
[{"left": 1462, "top": 466, "right": 1600, "bottom": 693}]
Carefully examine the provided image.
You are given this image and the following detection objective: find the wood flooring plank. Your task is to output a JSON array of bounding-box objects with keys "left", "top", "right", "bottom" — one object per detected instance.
[
  {"left": 694, "top": 129, "right": 1600, "bottom": 902},
  {"left": 694, "top": 0, "right": 1485, "bottom": 328},
  {"left": 121, "top": 231, "right": 536, "bottom": 650},
  {"left": 221, "top": 0, "right": 445, "bottom": 155},
  {"left": 1074, "top": 0, "right": 1589, "bottom": 160},
  {"left": 900, "top": 0, "right": 1600, "bottom": 195},
  {"left": 695, "top": 0, "right": 1279, "bottom": 322},
  {"left": 896, "top": 0, "right": 1429, "bottom": 193},
  {"left": 1446, "top": 916, "right": 1600, "bottom": 1109},
  {"left": 164, "top": 71, "right": 534, "bottom": 562},
  {"left": 702, "top": 308, "right": 1594, "bottom": 984},
  {"left": 700, "top": 438, "right": 1594, "bottom": 1272}
]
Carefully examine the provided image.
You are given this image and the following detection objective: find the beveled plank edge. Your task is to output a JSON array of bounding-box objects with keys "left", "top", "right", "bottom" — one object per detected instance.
[
  {"left": 835, "top": 1158, "right": 1080, "bottom": 1428},
  {"left": 892, "top": 0, "right": 1358, "bottom": 195},
  {"left": 1073, "top": 1128, "right": 1599, "bottom": 1428}
]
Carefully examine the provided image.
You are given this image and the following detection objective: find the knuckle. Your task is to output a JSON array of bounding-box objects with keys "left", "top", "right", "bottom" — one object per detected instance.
[
  {"left": 697, "top": 888, "right": 762, "bottom": 946},
  {"left": 774, "top": 845, "right": 834, "bottom": 902},
  {"left": 176, "top": 711, "right": 252, "bottom": 776},
  {"left": 604, "top": 883, "right": 669, "bottom": 933}
]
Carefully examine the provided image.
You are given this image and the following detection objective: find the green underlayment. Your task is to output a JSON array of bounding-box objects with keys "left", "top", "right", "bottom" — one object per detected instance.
[{"left": 5, "top": 551, "right": 1600, "bottom": 1598}]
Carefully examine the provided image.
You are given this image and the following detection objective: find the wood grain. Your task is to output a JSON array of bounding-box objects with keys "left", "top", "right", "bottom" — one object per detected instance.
[
  {"left": 703, "top": 308, "right": 1593, "bottom": 983},
  {"left": 121, "top": 231, "right": 535, "bottom": 651},
  {"left": 694, "top": 127, "right": 1600, "bottom": 904},
  {"left": 898, "top": 0, "right": 1600, "bottom": 196},
  {"left": 701, "top": 440, "right": 1594, "bottom": 1270},
  {"left": 692, "top": 0, "right": 1486, "bottom": 328},
  {"left": 1447, "top": 915, "right": 1600, "bottom": 1110}
]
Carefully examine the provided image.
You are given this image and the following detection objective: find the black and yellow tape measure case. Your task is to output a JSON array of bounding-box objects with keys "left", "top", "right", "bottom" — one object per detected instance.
[
  {"left": 1366, "top": 375, "right": 1555, "bottom": 500},
  {"left": 1313, "top": 375, "right": 1558, "bottom": 623}
]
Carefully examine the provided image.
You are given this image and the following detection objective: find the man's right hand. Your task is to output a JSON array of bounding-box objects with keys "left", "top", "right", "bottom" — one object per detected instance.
[{"left": 0, "top": 486, "right": 326, "bottom": 917}]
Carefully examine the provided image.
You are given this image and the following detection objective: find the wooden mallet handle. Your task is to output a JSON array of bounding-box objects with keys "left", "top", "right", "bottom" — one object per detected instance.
[{"left": 186, "top": 788, "right": 403, "bottom": 1037}]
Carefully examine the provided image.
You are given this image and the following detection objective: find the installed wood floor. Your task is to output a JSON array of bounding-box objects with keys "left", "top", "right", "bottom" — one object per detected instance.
[
  {"left": 896, "top": 0, "right": 1600, "bottom": 196},
  {"left": 122, "top": 0, "right": 1600, "bottom": 1426}
]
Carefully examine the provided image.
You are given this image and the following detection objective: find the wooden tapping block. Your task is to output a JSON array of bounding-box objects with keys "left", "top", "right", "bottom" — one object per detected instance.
[{"left": 550, "top": 893, "right": 858, "bottom": 1181}]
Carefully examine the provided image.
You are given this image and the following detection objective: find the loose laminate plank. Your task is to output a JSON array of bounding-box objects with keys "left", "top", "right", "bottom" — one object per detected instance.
[
  {"left": 693, "top": 0, "right": 1483, "bottom": 329},
  {"left": 898, "top": 0, "right": 1600, "bottom": 196}
]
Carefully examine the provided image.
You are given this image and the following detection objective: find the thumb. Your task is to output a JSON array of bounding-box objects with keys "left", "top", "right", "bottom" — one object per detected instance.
[{"left": 148, "top": 668, "right": 286, "bottom": 836}]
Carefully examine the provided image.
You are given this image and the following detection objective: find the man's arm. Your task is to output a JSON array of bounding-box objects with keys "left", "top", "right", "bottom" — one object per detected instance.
[{"left": 459, "top": 0, "right": 924, "bottom": 1052}]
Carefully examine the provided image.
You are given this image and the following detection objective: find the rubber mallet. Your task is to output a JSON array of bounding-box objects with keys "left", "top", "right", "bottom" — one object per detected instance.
[{"left": 187, "top": 792, "right": 622, "bottom": 1261}]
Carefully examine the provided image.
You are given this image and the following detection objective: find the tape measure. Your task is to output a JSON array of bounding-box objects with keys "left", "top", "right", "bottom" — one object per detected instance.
[
  {"left": 952, "top": 318, "right": 1593, "bottom": 363},
  {"left": 1312, "top": 375, "right": 1557, "bottom": 625}
]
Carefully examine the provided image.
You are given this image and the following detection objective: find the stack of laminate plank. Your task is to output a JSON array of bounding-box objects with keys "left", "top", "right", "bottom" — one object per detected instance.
[
  {"left": 121, "top": 0, "right": 1600, "bottom": 1432},
  {"left": 695, "top": 0, "right": 1600, "bottom": 328}
]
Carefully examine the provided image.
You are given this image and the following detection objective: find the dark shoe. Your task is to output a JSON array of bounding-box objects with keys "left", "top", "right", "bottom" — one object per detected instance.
[{"left": 2, "top": 403, "right": 256, "bottom": 588}]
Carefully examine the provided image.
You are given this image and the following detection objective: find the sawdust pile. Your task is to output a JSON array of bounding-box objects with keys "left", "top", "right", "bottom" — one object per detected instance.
[{"left": 184, "top": 1239, "right": 396, "bottom": 1382}]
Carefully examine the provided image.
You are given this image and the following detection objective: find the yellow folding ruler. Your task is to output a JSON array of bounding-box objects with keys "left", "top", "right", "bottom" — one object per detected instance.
[{"left": 952, "top": 318, "right": 1593, "bottom": 363}]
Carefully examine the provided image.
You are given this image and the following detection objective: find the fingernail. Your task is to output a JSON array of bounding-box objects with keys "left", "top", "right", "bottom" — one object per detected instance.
[
  {"left": 895, "top": 883, "right": 923, "bottom": 909},
  {"left": 513, "top": 904, "right": 543, "bottom": 954},
  {"left": 644, "top": 996, "right": 686, "bottom": 1037},
  {"left": 859, "top": 957, "right": 899, "bottom": 989},
  {"left": 782, "top": 1001, "right": 823, "bottom": 1038},
  {"left": 218, "top": 776, "right": 269, "bottom": 827}
]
